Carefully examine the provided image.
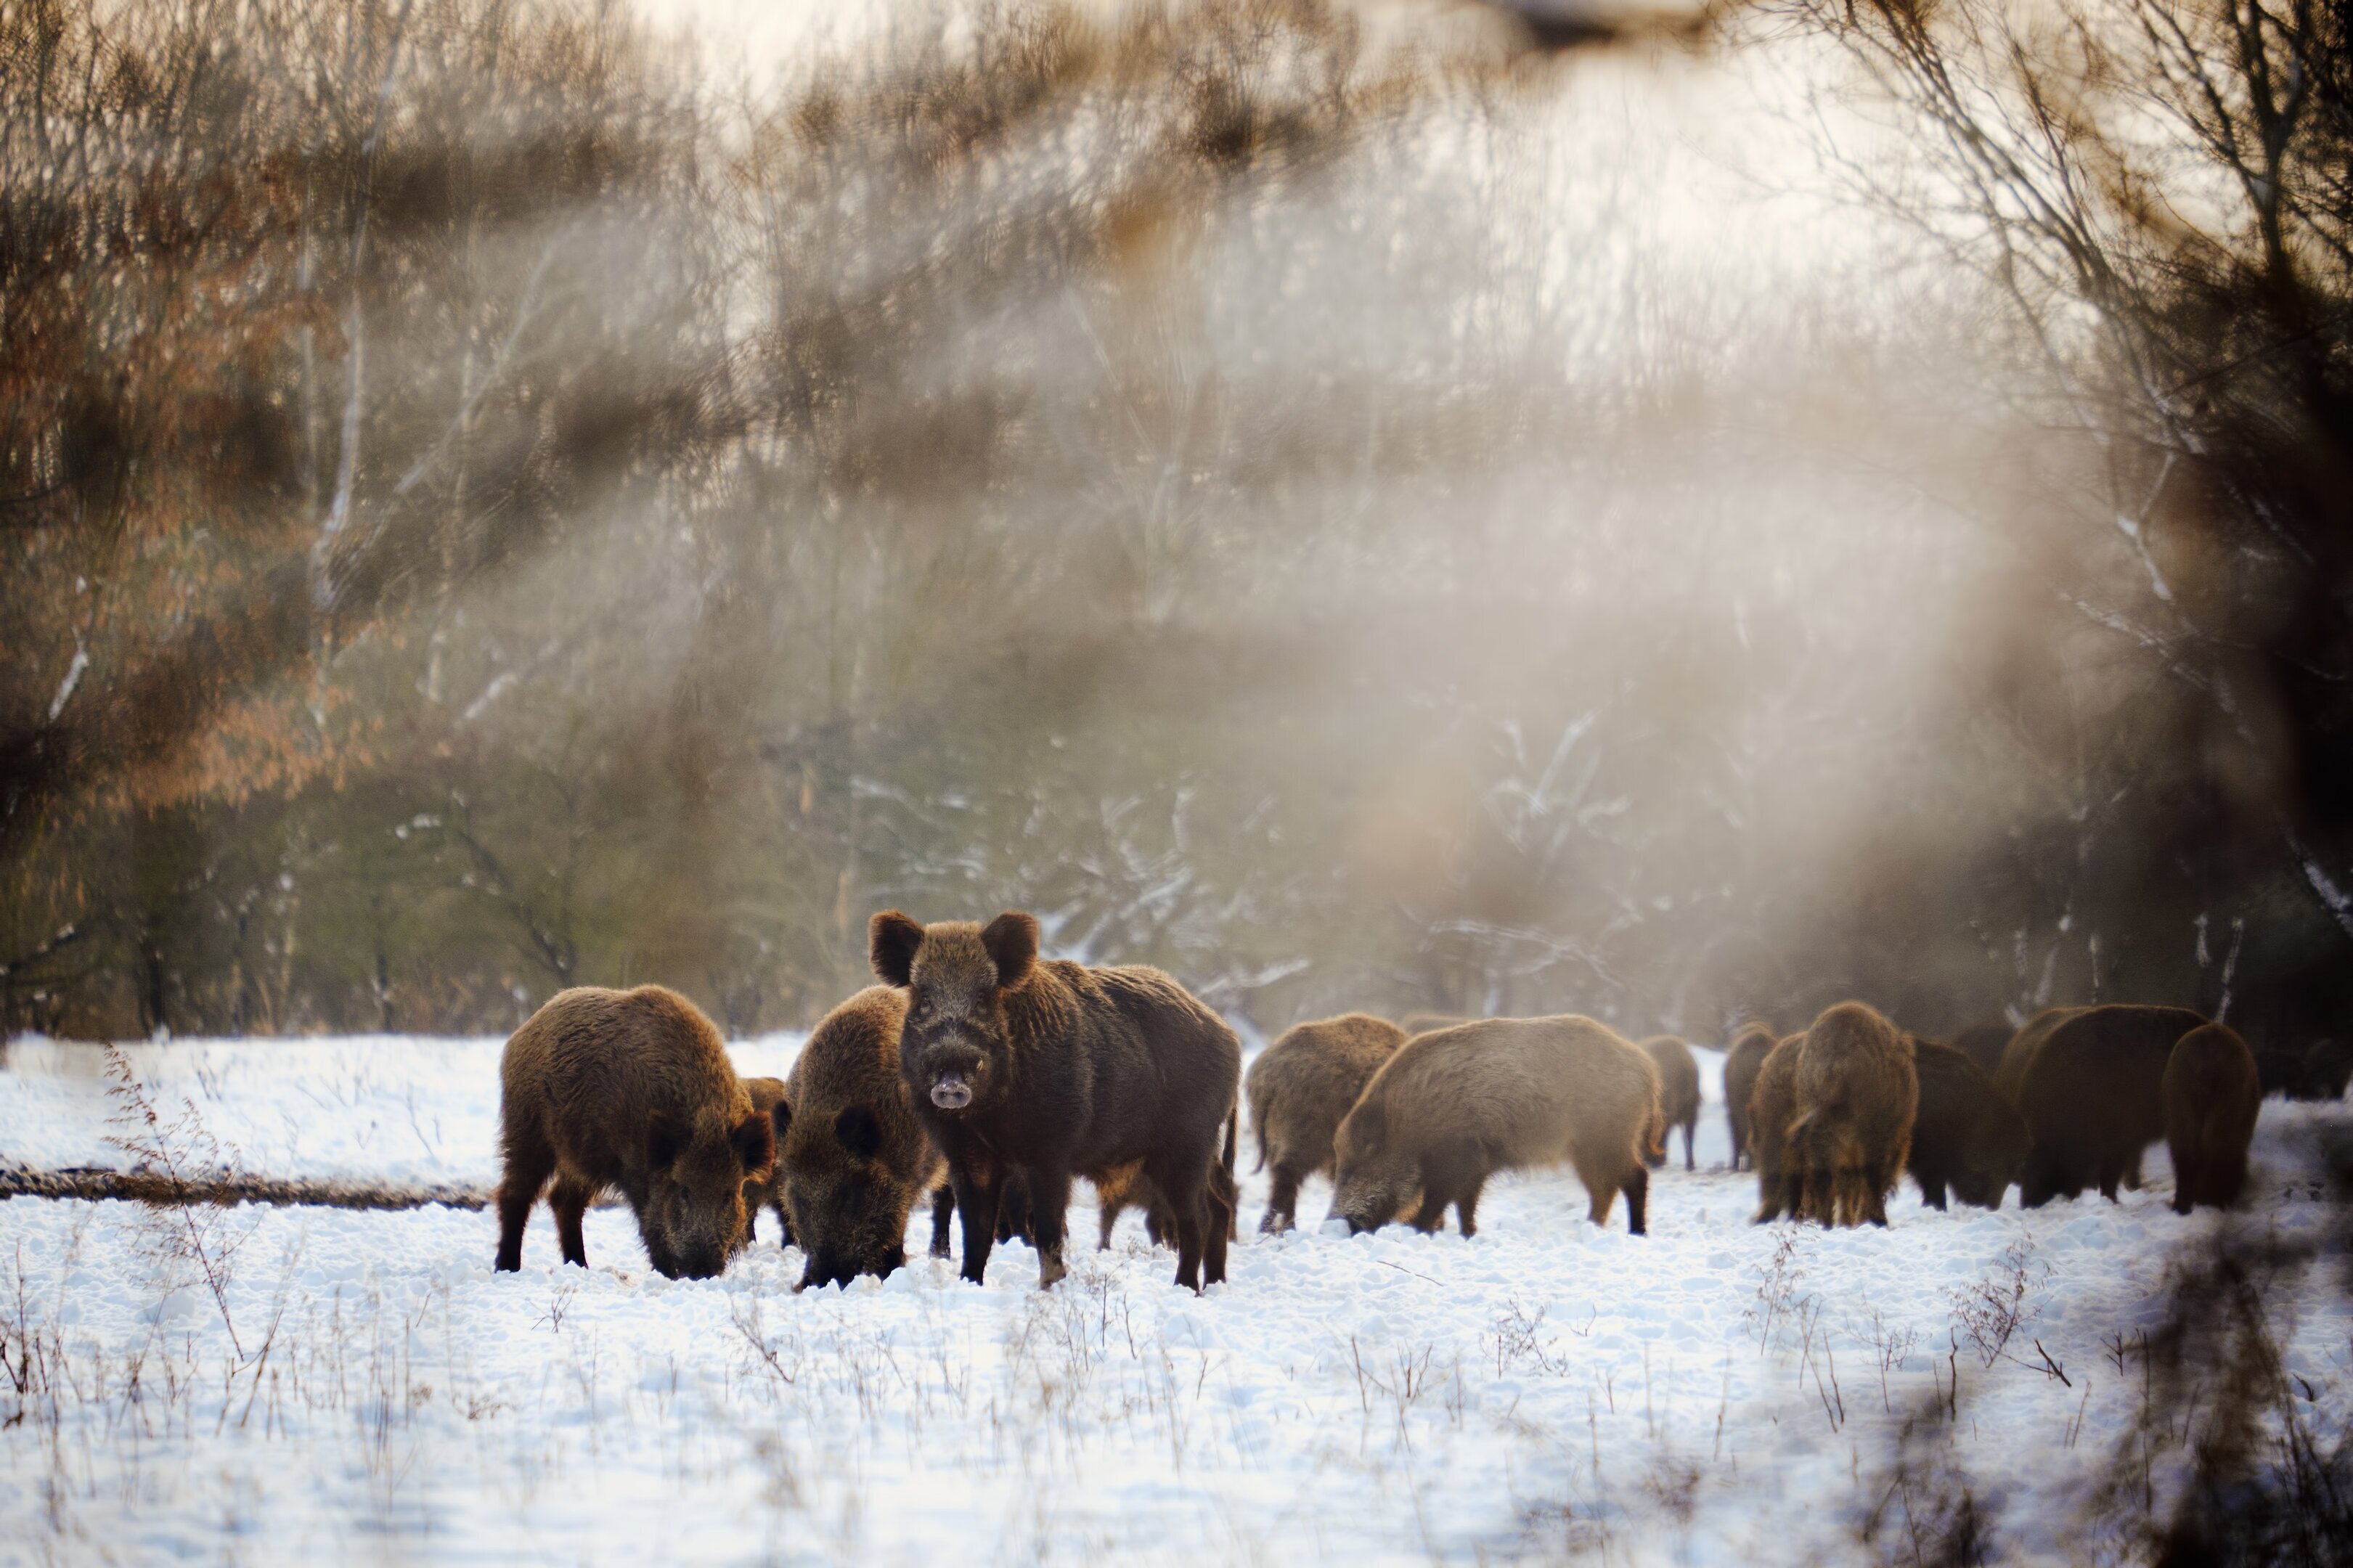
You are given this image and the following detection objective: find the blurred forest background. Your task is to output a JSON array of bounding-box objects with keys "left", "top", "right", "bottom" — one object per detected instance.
[{"left": 3, "top": 0, "right": 2348, "bottom": 1055}]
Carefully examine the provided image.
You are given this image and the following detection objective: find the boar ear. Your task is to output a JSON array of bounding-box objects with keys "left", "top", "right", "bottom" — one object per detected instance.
[
  {"left": 733, "top": 1109, "right": 777, "bottom": 1176},
  {"left": 870, "top": 910, "right": 924, "bottom": 988},
  {"left": 833, "top": 1105, "right": 884, "bottom": 1159},
  {"left": 1351, "top": 1099, "right": 1387, "bottom": 1153},
  {"left": 648, "top": 1122, "right": 688, "bottom": 1171},
  {"left": 981, "top": 910, "right": 1039, "bottom": 992}
]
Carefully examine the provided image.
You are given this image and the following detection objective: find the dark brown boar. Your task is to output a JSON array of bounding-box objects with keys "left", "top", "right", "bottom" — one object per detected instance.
[
  {"left": 1787, "top": 1003, "right": 1917, "bottom": 1228},
  {"left": 494, "top": 985, "right": 775, "bottom": 1279},
  {"left": 1639, "top": 1036, "right": 1702, "bottom": 1172},
  {"left": 2164, "top": 1023, "right": 2262, "bottom": 1213},
  {"left": 1326, "top": 1016, "right": 1661, "bottom": 1237},
  {"left": 872, "top": 910, "right": 1241, "bottom": 1291},
  {"left": 1247, "top": 1013, "right": 1409, "bottom": 1232},
  {"left": 1995, "top": 1006, "right": 2084, "bottom": 1100},
  {"left": 1948, "top": 1021, "right": 2013, "bottom": 1079},
  {"left": 2013, "top": 1004, "right": 2208, "bottom": 1206},
  {"left": 1905, "top": 1039, "right": 2028, "bottom": 1210},
  {"left": 1748, "top": 1033, "right": 1806, "bottom": 1222},
  {"left": 1723, "top": 1021, "right": 1776, "bottom": 1172},
  {"left": 775, "top": 986, "right": 958, "bottom": 1289},
  {"left": 740, "top": 1075, "right": 791, "bottom": 1246}
]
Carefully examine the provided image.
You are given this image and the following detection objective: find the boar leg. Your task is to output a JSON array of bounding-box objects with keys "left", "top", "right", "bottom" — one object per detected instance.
[
  {"left": 929, "top": 1183, "right": 955, "bottom": 1257},
  {"left": 549, "top": 1177, "right": 595, "bottom": 1267},
  {"left": 1621, "top": 1163, "right": 1649, "bottom": 1236},
  {"left": 494, "top": 1133, "right": 556, "bottom": 1273},
  {"left": 950, "top": 1165, "right": 1003, "bottom": 1286},
  {"left": 1260, "top": 1160, "right": 1302, "bottom": 1235},
  {"left": 1453, "top": 1172, "right": 1489, "bottom": 1238},
  {"left": 1148, "top": 1147, "right": 1215, "bottom": 1292},
  {"left": 1202, "top": 1167, "right": 1233, "bottom": 1285},
  {"left": 1682, "top": 1120, "right": 1697, "bottom": 1172},
  {"left": 1027, "top": 1165, "right": 1074, "bottom": 1289}
]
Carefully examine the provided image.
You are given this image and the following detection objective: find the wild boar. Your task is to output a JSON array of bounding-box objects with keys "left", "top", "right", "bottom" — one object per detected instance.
[
  {"left": 1247, "top": 1013, "right": 1409, "bottom": 1232},
  {"left": 495, "top": 985, "right": 774, "bottom": 1279}
]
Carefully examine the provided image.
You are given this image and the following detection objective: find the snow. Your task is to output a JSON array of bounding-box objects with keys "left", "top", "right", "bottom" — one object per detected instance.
[{"left": 1, "top": 1033, "right": 2346, "bottom": 1564}]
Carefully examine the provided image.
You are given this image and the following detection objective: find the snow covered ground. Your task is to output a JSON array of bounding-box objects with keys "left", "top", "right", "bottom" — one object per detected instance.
[{"left": 1, "top": 1031, "right": 2346, "bottom": 1564}]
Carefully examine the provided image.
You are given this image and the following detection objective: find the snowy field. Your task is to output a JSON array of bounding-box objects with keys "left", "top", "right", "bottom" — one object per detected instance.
[{"left": 1, "top": 1032, "right": 2346, "bottom": 1565}]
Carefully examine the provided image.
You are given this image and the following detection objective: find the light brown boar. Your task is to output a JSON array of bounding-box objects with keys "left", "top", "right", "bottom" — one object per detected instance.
[
  {"left": 2164, "top": 1022, "right": 2262, "bottom": 1213},
  {"left": 1327, "top": 1016, "right": 1662, "bottom": 1236},
  {"left": 1639, "top": 1036, "right": 1702, "bottom": 1171},
  {"left": 1787, "top": 1002, "right": 1918, "bottom": 1228},
  {"left": 495, "top": 985, "right": 775, "bottom": 1279},
  {"left": 777, "top": 986, "right": 958, "bottom": 1289},
  {"left": 1722, "top": 1021, "right": 1776, "bottom": 1172},
  {"left": 1247, "top": 1013, "right": 1410, "bottom": 1232},
  {"left": 1748, "top": 1033, "right": 1806, "bottom": 1222}
]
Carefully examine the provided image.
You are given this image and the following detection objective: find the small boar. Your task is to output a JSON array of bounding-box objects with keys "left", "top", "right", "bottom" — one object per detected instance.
[
  {"left": 1326, "top": 1016, "right": 1661, "bottom": 1237},
  {"left": 1787, "top": 1002, "right": 1917, "bottom": 1228},
  {"left": 873, "top": 910, "right": 1241, "bottom": 1291},
  {"left": 2014, "top": 1004, "right": 2209, "bottom": 1206},
  {"left": 775, "top": 986, "right": 957, "bottom": 1289},
  {"left": 1247, "top": 1013, "right": 1410, "bottom": 1232},
  {"left": 1748, "top": 1033, "right": 1806, "bottom": 1222},
  {"left": 2164, "top": 1022, "right": 2262, "bottom": 1213},
  {"left": 1722, "top": 1021, "right": 1776, "bottom": 1172},
  {"left": 1948, "top": 1021, "right": 2013, "bottom": 1079},
  {"left": 740, "top": 1075, "right": 792, "bottom": 1246},
  {"left": 494, "top": 985, "right": 775, "bottom": 1280},
  {"left": 1639, "top": 1036, "right": 1702, "bottom": 1172},
  {"left": 1905, "top": 1038, "right": 2028, "bottom": 1210}
]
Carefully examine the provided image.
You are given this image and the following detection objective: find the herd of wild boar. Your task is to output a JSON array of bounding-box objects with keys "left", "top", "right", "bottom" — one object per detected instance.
[{"left": 492, "top": 909, "right": 2328, "bottom": 1289}]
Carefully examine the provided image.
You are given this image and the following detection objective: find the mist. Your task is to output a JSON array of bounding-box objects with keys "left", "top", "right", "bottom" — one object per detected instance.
[{"left": 1, "top": 0, "right": 2338, "bottom": 1061}]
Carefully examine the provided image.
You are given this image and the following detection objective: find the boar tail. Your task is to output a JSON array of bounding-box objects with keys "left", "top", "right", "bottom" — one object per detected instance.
[{"left": 1644, "top": 1107, "right": 1668, "bottom": 1165}]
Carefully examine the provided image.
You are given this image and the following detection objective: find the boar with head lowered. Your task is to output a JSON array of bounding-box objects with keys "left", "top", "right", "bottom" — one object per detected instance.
[{"left": 495, "top": 985, "right": 775, "bottom": 1280}]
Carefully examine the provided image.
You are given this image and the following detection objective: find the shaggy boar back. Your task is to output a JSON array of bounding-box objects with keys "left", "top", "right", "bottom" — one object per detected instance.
[
  {"left": 2164, "top": 1023, "right": 2262, "bottom": 1213},
  {"left": 2015, "top": 1004, "right": 2208, "bottom": 1206},
  {"left": 1723, "top": 1021, "right": 1776, "bottom": 1172},
  {"left": 1639, "top": 1036, "right": 1702, "bottom": 1171},
  {"left": 778, "top": 986, "right": 955, "bottom": 1289},
  {"left": 1905, "top": 1039, "right": 2028, "bottom": 1210},
  {"left": 873, "top": 910, "right": 1241, "bottom": 1292},
  {"left": 1247, "top": 1013, "right": 1408, "bottom": 1232},
  {"left": 495, "top": 985, "right": 775, "bottom": 1279},
  {"left": 1327, "top": 1016, "right": 1661, "bottom": 1238},
  {"left": 1787, "top": 1003, "right": 1918, "bottom": 1228}
]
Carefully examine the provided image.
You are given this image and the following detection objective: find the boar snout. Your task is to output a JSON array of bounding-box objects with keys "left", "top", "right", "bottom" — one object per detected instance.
[{"left": 931, "top": 1073, "right": 974, "bottom": 1110}]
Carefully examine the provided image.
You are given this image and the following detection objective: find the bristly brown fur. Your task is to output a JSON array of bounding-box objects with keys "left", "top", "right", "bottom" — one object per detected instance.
[
  {"left": 1723, "top": 1021, "right": 1776, "bottom": 1172},
  {"left": 2014, "top": 1005, "right": 2209, "bottom": 1206},
  {"left": 2164, "top": 1022, "right": 2262, "bottom": 1213},
  {"left": 1329, "top": 1016, "right": 1661, "bottom": 1238},
  {"left": 1247, "top": 1013, "right": 1408, "bottom": 1233},
  {"left": 1639, "top": 1035, "right": 1702, "bottom": 1172},
  {"left": 495, "top": 985, "right": 773, "bottom": 1279},
  {"left": 1750, "top": 1032, "right": 1806, "bottom": 1222},
  {"left": 1786, "top": 1002, "right": 1917, "bottom": 1228},
  {"left": 875, "top": 910, "right": 1241, "bottom": 1292},
  {"left": 778, "top": 985, "right": 955, "bottom": 1288}
]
